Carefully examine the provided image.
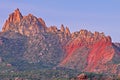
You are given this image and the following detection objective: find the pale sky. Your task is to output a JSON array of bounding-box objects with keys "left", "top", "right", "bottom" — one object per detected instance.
[{"left": 0, "top": 0, "right": 120, "bottom": 42}]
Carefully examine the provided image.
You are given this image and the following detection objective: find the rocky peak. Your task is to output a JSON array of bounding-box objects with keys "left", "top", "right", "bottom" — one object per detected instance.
[
  {"left": 8, "top": 8, "right": 23, "bottom": 23},
  {"left": 2, "top": 8, "right": 23, "bottom": 32},
  {"left": 2, "top": 8, "right": 46, "bottom": 36},
  {"left": 60, "top": 24, "right": 65, "bottom": 32},
  {"left": 65, "top": 27, "right": 71, "bottom": 36},
  {"left": 22, "top": 14, "right": 39, "bottom": 24},
  {"left": 38, "top": 18, "right": 46, "bottom": 28}
]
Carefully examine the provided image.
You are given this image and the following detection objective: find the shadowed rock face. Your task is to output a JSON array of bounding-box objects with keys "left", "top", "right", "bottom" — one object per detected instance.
[{"left": 0, "top": 9, "right": 120, "bottom": 74}]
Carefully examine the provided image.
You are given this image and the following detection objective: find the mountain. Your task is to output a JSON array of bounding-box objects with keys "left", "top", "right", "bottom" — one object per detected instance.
[
  {"left": 1, "top": 9, "right": 64, "bottom": 69},
  {"left": 0, "top": 9, "right": 120, "bottom": 79}
]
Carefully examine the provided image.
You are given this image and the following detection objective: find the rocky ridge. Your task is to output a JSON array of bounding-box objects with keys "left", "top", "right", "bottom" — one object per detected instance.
[{"left": 0, "top": 9, "right": 120, "bottom": 75}]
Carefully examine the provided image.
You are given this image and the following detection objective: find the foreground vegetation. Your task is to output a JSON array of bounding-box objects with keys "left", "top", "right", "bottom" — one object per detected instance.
[
  {"left": 0, "top": 68, "right": 79, "bottom": 80},
  {"left": 0, "top": 68, "right": 119, "bottom": 80}
]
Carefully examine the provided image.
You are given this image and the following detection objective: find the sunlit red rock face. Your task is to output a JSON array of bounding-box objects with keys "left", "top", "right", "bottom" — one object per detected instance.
[
  {"left": 59, "top": 30, "right": 120, "bottom": 74},
  {"left": 1, "top": 9, "right": 120, "bottom": 74}
]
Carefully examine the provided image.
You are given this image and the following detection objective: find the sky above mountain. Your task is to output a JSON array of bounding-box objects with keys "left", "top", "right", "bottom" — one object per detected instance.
[{"left": 0, "top": 0, "right": 120, "bottom": 42}]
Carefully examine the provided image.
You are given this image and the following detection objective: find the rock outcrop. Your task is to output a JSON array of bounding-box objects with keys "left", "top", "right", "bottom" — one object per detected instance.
[
  {"left": 2, "top": 8, "right": 46, "bottom": 36},
  {"left": 0, "top": 9, "right": 120, "bottom": 75},
  {"left": 59, "top": 29, "right": 120, "bottom": 74}
]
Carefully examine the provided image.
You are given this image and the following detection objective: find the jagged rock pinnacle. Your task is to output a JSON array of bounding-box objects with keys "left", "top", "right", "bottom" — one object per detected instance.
[
  {"left": 2, "top": 8, "right": 23, "bottom": 32},
  {"left": 9, "top": 8, "right": 23, "bottom": 23},
  {"left": 38, "top": 18, "right": 47, "bottom": 28},
  {"left": 65, "top": 27, "right": 70, "bottom": 36},
  {"left": 60, "top": 24, "right": 65, "bottom": 32},
  {"left": 2, "top": 8, "right": 46, "bottom": 36}
]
